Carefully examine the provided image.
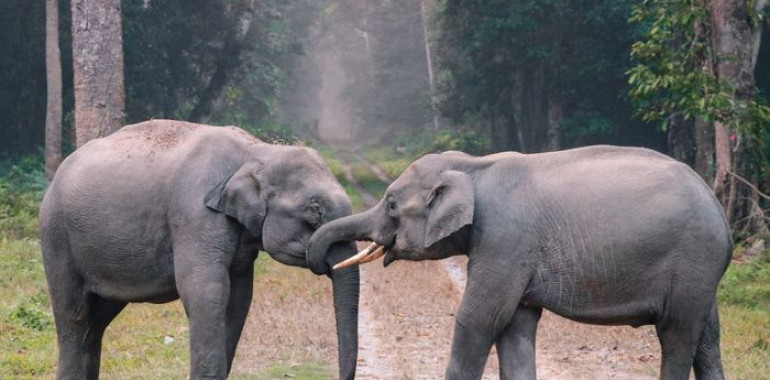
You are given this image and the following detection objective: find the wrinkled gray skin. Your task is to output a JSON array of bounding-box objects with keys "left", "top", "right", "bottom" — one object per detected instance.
[
  {"left": 308, "top": 146, "right": 731, "bottom": 380},
  {"left": 40, "top": 120, "right": 359, "bottom": 380}
]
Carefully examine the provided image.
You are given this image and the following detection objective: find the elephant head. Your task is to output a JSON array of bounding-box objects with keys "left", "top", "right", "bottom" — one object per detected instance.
[
  {"left": 205, "top": 146, "right": 360, "bottom": 380},
  {"left": 307, "top": 153, "right": 474, "bottom": 275}
]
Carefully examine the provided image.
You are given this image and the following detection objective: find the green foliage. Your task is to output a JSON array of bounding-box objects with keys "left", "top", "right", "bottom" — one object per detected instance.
[
  {"left": 628, "top": 0, "right": 770, "bottom": 135},
  {"left": 122, "top": 0, "right": 323, "bottom": 133},
  {"left": 389, "top": 129, "right": 491, "bottom": 157},
  {"left": 9, "top": 292, "right": 52, "bottom": 331},
  {"left": 0, "top": 155, "right": 45, "bottom": 240},
  {"left": 436, "top": 0, "right": 645, "bottom": 151},
  {"left": 429, "top": 130, "right": 491, "bottom": 155},
  {"left": 719, "top": 258, "right": 770, "bottom": 310},
  {"left": 562, "top": 112, "right": 614, "bottom": 144}
]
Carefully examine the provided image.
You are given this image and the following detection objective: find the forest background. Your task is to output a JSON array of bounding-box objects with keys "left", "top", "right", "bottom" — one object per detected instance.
[{"left": 1, "top": 0, "right": 769, "bottom": 378}]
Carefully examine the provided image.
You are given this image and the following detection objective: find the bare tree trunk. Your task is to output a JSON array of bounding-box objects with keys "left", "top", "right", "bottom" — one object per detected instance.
[
  {"left": 667, "top": 113, "right": 695, "bottom": 166},
  {"left": 420, "top": 0, "right": 440, "bottom": 131},
  {"left": 71, "top": 0, "right": 125, "bottom": 147},
  {"left": 710, "top": 0, "right": 767, "bottom": 232},
  {"left": 694, "top": 118, "right": 714, "bottom": 182},
  {"left": 45, "top": 0, "right": 62, "bottom": 180},
  {"left": 545, "top": 96, "right": 562, "bottom": 152}
]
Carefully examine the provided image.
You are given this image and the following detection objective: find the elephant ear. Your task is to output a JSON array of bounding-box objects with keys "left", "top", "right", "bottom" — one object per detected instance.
[
  {"left": 424, "top": 170, "right": 474, "bottom": 248},
  {"left": 204, "top": 161, "right": 266, "bottom": 236}
]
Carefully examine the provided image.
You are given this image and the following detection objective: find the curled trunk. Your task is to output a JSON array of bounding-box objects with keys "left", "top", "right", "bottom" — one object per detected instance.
[{"left": 307, "top": 208, "right": 378, "bottom": 275}]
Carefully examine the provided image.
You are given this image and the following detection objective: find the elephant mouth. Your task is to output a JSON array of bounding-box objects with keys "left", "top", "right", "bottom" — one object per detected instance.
[{"left": 332, "top": 241, "right": 392, "bottom": 270}]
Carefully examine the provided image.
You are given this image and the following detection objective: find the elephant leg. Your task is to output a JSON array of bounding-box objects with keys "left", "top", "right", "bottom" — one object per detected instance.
[
  {"left": 51, "top": 284, "right": 126, "bottom": 380},
  {"left": 655, "top": 297, "right": 711, "bottom": 380},
  {"left": 225, "top": 264, "right": 254, "bottom": 374},
  {"left": 496, "top": 305, "right": 542, "bottom": 380},
  {"left": 693, "top": 302, "right": 725, "bottom": 380},
  {"left": 176, "top": 252, "right": 231, "bottom": 380},
  {"left": 445, "top": 266, "right": 528, "bottom": 380}
]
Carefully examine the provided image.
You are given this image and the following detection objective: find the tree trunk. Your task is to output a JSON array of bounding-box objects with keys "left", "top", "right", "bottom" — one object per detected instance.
[
  {"left": 545, "top": 96, "right": 562, "bottom": 152},
  {"left": 666, "top": 113, "right": 695, "bottom": 166},
  {"left": 71, "top": 0, "right": 125, "bottom": 147},
  {"left": 694, "top": 118, "right": 715, "bottom": 183},
  {"left": 420, "top": 0, "right": 440, "bottom": 131},
  {"left": 710, "top": 0, "right": 767, "bottom": 233},
  {"left": 45, "top": 0, "right": 62, "bottom": 180}
]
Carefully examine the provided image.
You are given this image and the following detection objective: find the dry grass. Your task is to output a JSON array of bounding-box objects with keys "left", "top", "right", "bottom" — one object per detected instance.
[{"left": 231, "top": 254, "right": 337, "bottom": 378}]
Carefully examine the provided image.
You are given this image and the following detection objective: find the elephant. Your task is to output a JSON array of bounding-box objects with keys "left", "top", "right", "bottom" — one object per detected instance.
[
  {"left": 39, "top": 120, "right": 359, "bottom": 380},
  {"left": 307, "top": 145, "right": 731, "bottom": 380}
]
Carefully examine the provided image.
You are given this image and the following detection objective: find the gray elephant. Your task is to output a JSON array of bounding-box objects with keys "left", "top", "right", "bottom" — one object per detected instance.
[
  {"left": 40, "top": 120, "right": 359, "bottom": 380},
  {"left": 308, "top": 146, "right": 731, "bottom": 380}
]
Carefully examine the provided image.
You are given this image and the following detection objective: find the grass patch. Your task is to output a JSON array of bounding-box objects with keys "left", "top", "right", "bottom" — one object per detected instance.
[
  {"left": 717, "top": 259, "right": 770, "bottom": 379},
  {"left": 231, "top": 363, "right": 332, "bottom": 379},
  {"left": 313, "top": 145, "right": 365, "bottom": 211},
  {"left": 0, "top": 239, "right": 56, "bottom": 379},
  {"left": 0, "top": 155, "right": 46, "bottom": 240},
  {"left": 360, "top": 147, "right": 413, "bottom": 179},
  {"left": 350, "top": 163, "right": 388, "bottom": 199}
]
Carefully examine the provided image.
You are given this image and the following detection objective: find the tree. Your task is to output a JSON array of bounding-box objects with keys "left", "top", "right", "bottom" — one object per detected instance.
[
  {"left": 45, "top": 0, "right": 62, "bottom": 180},
  {"left": 628, "top": 0, "right": 770, "bottom": 235},
  {"left": 436, "top": 0, "right": 647, "bottom": 153},
  {"left": 71, "top": 0, "right": 125, "bottom": 147}
]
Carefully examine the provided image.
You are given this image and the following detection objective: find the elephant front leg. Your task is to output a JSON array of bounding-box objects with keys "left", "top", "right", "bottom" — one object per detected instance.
[
  {"left": 176, "top": 258, "right": 231, "bottom": 380},
  {"left": 496, "top": 305, "right": 542, "bottom": 380},
  {"left": 445, "top": 270, "right": 528, "bottom": 380},
  {"left": 225, "top": 264, "right": 254, "bottom": 374}
]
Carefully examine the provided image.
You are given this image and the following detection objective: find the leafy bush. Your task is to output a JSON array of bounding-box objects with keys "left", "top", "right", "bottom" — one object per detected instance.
[
  {"left": 719, "top": 259, "right": 770, "bottom": 310},
  {"left": 390, "top": 129, "right": 490, "bottom": 157},
  {"left": 9, "top": 292, "right": 52, "bottom": 332},
  {"left": 246, "top": 123, "right": 299, "bottom": 144},
  {"left": 0, "top": 155, "right": 46, "bottom": 240}
]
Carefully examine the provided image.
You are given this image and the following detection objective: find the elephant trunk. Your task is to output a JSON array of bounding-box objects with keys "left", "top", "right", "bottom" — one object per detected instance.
[
  {"left": 327, "top": 243, "right": 360, "bottom": 380},
  {"left": 307, "top": 208, "right": 377, "bottom": 275}
]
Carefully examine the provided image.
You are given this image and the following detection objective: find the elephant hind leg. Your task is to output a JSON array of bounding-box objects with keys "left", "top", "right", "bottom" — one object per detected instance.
[
  {"left": 693, "top": 303, "right": 725, "bottom": 380},
  {"left": 655, "top": 293, "right": 715, "bottom": 380},
  {"left": 496, "top": 305, "right": 542, "bottom": 380},
  {"left": 51, "top": 282, "right": 126, "bottom": 380}
]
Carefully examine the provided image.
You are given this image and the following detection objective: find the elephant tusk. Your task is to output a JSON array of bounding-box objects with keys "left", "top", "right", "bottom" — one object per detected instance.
[
  {"left": 333, "top": 242, "right": 383, "bottom": 270},
  {"left": 358, "top": 244, "right": 385, "bottom": 264}
]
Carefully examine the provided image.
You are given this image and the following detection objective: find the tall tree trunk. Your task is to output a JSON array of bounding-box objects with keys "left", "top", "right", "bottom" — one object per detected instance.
[
  {"left": 694, "top": 118, "right": 715, "bottom": 183},
  {"left": 545, "top": 96, "right": 562, "bottom": 152},
  {"left": 420, "top": 0, "right": 440, "bottom": 131},
  {"left": 71, "top": 0, "right": 125, "bottom": 147},
  {"left": 45, "top": 0, "right": 62, "bottom": 180},
  {"left": 667, "top": 113, "right": 695, "bottom": 166},
  {"left": 710, "top": 0, "right": 767, "bottom": 233}
]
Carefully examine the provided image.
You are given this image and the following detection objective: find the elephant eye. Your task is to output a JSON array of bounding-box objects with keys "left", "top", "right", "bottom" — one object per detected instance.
[
  {"left": 386, "top": 198, "right": 397, "bottom": 212},
  {"left": 304, "top": 203, "right": 323, "bottom": 227}
]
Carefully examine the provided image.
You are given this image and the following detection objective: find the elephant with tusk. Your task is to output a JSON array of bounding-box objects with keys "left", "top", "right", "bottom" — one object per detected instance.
[{"left": 309, "top": 145, "right": 731, "bottom": 380}]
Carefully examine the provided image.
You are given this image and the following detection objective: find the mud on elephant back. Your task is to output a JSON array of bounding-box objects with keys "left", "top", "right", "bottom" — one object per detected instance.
[
  {"left": 39, "top": 120, "right": 360, "bottom": 380},
  {"left": 309, "top": 146, "right": 732, "bottom": 380}
]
